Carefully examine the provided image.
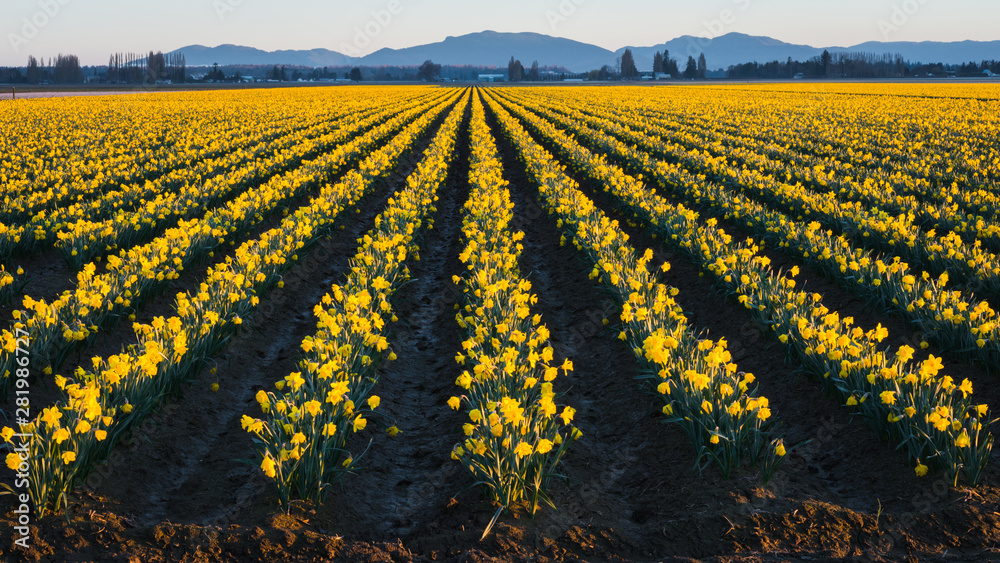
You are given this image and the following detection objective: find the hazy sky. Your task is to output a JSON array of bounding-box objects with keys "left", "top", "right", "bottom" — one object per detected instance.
[{"left": 2, "top": 0, "right": 998, "bottom": 65}]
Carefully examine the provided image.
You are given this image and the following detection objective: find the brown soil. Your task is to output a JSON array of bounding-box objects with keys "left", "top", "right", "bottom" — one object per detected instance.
[{"left": 0, "top": 88, "right": 998, "bottom": 562}]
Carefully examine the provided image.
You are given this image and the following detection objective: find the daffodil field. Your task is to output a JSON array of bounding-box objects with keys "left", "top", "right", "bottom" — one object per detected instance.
[
  {"left": 483, "top": 87, "right": 993, "bottom": 484},
  {"left": 1, "top": 84, "right": 999, "bottom": 554}
]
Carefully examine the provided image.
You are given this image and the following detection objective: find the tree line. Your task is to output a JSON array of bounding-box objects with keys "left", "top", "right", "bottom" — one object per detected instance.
[
  {"left": 505, "top": 48, "right": 708, "bottom": 82},
  {"left": 725, "top": 49, "right": 1000, "bottom": 79},
  {"left": 652, "top": 49, "right": 708, "bottom": 79},
  {"left": 107, "top": 51, "right": 186, "bottom": 84},
  {"left": 727, "top": 50, "right": 906, "bottom": 79},
  {"left": 0, "top": 51, "right": 185, "bottom": 84},
  {"left": 0, "top": 54, "right": 84, "bottom": 84},
  {"left": 507, "top": 57, "right": 543, "bottom": 81},
  {"left": 4, "top": 48, "right": 995, "bottom": 85}
]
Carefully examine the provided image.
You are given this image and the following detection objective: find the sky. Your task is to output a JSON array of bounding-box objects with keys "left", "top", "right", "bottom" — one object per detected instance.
[{"left": 2, "top": 0, "right": 998, "bottom": 66}]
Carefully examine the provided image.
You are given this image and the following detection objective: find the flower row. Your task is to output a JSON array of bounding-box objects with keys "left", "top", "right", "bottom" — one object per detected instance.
[
  {"left": 498, "top": 89, "right": 1000, "bottom": 374},
  {"left": 2, "top": 90, "right": 461, "bottom": 516},
  {"left": 489, "top": 91, "right": 991, "bottom": 485},
  {"left": 0, "top": 91, "right": 456, "bottom": 399},
  {"left": 448, "top": 93, "right": 578, "bottom": 527},
  {"left": 483, "top": 90, "right": 782, "bottom": 479},
  {"left": 243, "top": 90, "right": 470, "bottom": 506}
]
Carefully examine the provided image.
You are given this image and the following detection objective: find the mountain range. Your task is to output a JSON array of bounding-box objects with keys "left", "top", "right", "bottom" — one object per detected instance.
[{"left": 169, "top": 31, "right": 1000, "bottom": 73}]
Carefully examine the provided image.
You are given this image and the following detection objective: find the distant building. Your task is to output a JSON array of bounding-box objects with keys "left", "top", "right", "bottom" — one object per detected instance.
[
  {"left": 653, "top": 72, "right": 672, "bottom": 80},
  {"left": 563, "top": 78, "right": 584, "bottom": 82},
  {"left": 985, "top": 69, "right": 997, "bottom": 77},
  {"left": 478, "top": 73, "right": 504, "bottom": 82}
]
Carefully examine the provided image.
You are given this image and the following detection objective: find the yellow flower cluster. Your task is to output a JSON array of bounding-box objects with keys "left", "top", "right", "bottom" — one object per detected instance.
[
  {"left": 0, "top": 88, "right": 435, "bottom": 260},
  {"left": 244, "top": 90, "right": 469, "bottom": 506},
  {"left": 51, "top": 90, "right": 439, "bottom": 269},
  {"left": 17, "top": 87, "right": 462, "bottom": 516},
  {"left": 449, "top": 93, "right": 578, "bottom": 519},
  {"left": 518, "top": 86, "right": 1000, "bottom": 254},
  {"left": 485, "top": 87, "right": 991, "bottom": 485},
  {"left": 0, "top": 265, "right": 26, "bottom": 306},
  {"left": 0, "top": 89, "right": 450, "bottom": 398},
  {"left": 540, "top": 84, "right": 1000, "bottom": 196},
  {"left": 584, "top": 89, "right": 1000, "bottom": 293},
  {"left": 0, "top": 91, "right": 247, "bottom": 224},
  {"left": 504, "top": 89, "right": 1000, "bottom": 375},
  {"left": 483, "top": 90, "right": 782, "bottom": 479}
]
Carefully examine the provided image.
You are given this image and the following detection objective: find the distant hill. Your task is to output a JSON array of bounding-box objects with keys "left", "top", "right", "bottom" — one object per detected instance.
[
  {"left": 169, "top": 31, "right": 1000, "bottom": 73},
  {"left": 169, "top": 44, "right": 354, "bottom": 67},
  {"left": 623, "top": 33, "right": 1000, "bottom": 71},
  {"left": 620, "top": 33, "right": 823, "bottom": 72},
  {"left": 359, "top": 30, "right": 613, "bottom": 70}
]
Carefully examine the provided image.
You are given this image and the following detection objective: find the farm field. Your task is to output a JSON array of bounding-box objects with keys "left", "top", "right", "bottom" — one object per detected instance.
[{"left": 1, "top": 83, "right": 999, "bottom": 562}]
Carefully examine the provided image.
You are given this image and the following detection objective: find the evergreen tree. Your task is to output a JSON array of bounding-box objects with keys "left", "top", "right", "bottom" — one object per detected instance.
[
  {"left": 620, "top": 48, "right": 638, "bottom": 79},
  {"left": 507, "top": 57, "right": 524, "bottom": 81},
  {"left": 26, "top": 55, "right": 40, "bottom": 84},
  {"left": 683, "top": 56, "right": 698, "bottom": 79},
  {"left": 663, "top": 50, "right": 679, "bottom": 76}
]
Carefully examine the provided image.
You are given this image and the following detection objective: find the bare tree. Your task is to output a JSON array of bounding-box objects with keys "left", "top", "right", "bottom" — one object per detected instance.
[{"left": 417, "top": 60, "right": 441, "bottom": 81}]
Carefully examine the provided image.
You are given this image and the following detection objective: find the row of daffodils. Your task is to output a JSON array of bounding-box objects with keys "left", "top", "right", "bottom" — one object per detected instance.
[
  {"left": 0, "top": 90, "right": 291, "bottom": 222},
  {"left": 487, "top": 89, "right": 992, "bottom": 485},
  {"left": 0, "top": 91, "right": 454, "bottom": 398},
  {"left": 3, "top": 89, "right": 461, "bottom": 516},
  {"left": 243, "top": 90, "right": 469, "bottom": 506},
  {"left": 447, "top": 93, "right": 578, "bottom": 532},
  {"left": 498, "top": 89, "right": 1000, "bottom": 374},
  {"left": 482, "top": 90, "right": 784, "bottom": 480}
]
